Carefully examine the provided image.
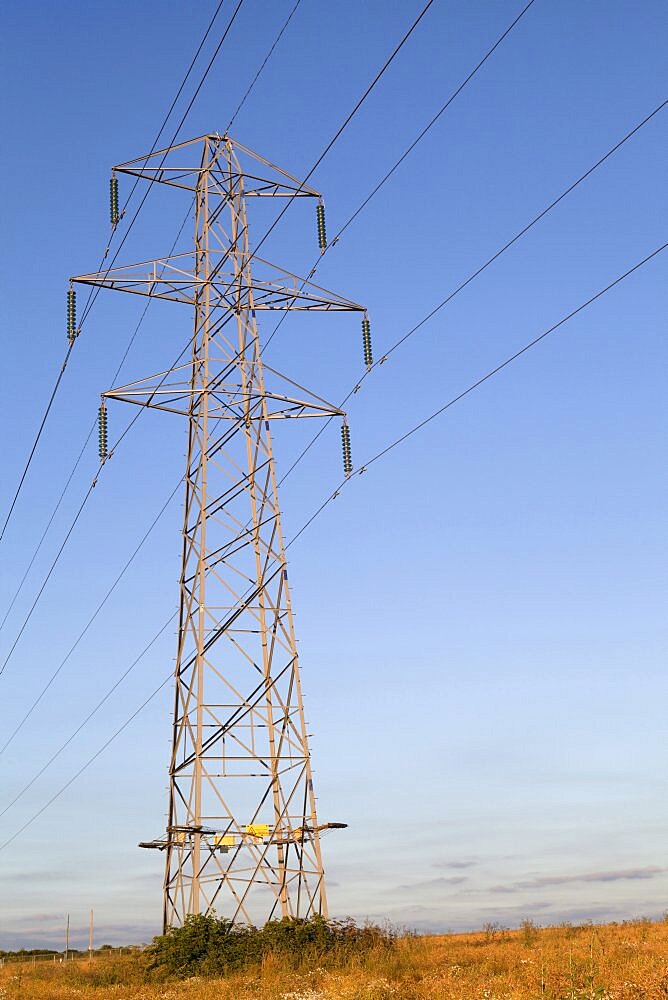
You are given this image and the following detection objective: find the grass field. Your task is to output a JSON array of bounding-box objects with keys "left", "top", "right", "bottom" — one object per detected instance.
[{"left": 1, "top": 919, "right": 667, "bottom": 999}]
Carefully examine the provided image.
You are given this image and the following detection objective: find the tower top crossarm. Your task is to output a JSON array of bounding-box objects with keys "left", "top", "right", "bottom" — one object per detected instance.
[{"left": 112, "top": 134, "right": 322, "bottom": 199}]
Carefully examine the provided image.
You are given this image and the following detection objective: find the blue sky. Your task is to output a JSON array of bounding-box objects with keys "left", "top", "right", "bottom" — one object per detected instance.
[{"left": 0, "top": 0, "right": 666, "bottom": 948}]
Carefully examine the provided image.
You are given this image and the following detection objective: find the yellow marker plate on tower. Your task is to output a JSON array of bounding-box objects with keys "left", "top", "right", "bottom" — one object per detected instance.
[
  {"left": 214, "top": 835, "right": 236, "bottom": 847},
  {"left": 245, "top": 824, "right": 270, "bottom": 837}
]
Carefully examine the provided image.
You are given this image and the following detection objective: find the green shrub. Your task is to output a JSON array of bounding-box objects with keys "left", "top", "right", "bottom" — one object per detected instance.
[{"left": 146, "top": 913, "right": 395, "bottom": 978}]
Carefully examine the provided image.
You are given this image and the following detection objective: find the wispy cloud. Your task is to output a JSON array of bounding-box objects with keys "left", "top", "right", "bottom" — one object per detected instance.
[
  {"left": 490, "top": 866, "right": 664, "bottom": 894},
  {"left": 432, "top": 859, "right": 478, "bottom": 871},
  {"left": 0, "top": 867, "right": 155, "bottom": 888},
  {"left": 0, "top": 870, "right": 76, "bottom": 886},
  {"left": 397, "top": 875, "right": 469, "bottom": 891}
]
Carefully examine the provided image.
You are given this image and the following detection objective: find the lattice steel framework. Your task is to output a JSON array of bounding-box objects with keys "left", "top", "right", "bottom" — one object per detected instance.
[{"left": 72, "top": 135, "right": 365, "bottom": 930}]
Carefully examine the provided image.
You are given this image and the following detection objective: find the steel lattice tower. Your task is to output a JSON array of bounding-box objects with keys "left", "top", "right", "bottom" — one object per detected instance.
[{"left": 72, "top": 135, "right": 365, "bottom": 930}]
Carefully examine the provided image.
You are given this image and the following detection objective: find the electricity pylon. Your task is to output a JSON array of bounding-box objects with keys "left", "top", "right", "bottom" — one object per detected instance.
[{"left": 71, "top": 134, "right": 366, "bottom": 930}]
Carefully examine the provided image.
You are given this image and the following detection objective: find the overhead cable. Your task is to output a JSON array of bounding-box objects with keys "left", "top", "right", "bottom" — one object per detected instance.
[
  {"left": 248, "top": 0, "right": 437, "bottom": 261},
  {"left": 224, "top": 0, "right": 304, "bottom": 133},
  {"left": 263, "top": 0, "right": 542, "bottom": 358},
  {"left": 0, "top": 480, "right": 183, "bottom": 754},
  {"left": 0, "top": 0, "right": 243, "bottom": 544},
  {"left": 289, "top": 243, "right": 668, "bottom": 546},
  {"left": 0, "top": 204, "right": 192, "bottom": 634},
  {"left": 275, "top": 100, "right": 668, "bottom": 482}
]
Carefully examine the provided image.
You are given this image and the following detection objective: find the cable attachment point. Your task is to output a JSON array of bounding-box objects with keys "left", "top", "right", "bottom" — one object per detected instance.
[
  {"left": 362, "top": 314, "right": 373, "bottom": 370},
  {"left": 316, "top": 200, "right": 327, "bottom": 254},
  {"left": 98, "top": 399, "right": 108, "bottom": 462},
  {"left": 67, "top": 287, "right": 77, "bottom": 345},
  {"left": 340, "top": 420, "right": 352, "bottom": 478},
  {"left": 110, "top": 174, "right": 119, "bottom": 227}
]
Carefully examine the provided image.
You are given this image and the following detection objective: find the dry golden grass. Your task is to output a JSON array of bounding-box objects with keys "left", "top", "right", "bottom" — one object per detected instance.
[{"left": 2, "top": 919, "right": 667, "bottom": 999}]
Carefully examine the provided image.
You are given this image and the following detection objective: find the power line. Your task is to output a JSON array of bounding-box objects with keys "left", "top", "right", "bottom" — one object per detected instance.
[
  {"left": 247, "top": 0, "right": 437, "bottom": 262},
  {"left": 0, "top": 297, "right": 207, "bottom": 683},
  {"left": 0, "top": 674, "right": 173, "bottom": 853},
  {"left": 0, "top": 484, "right": 95, "bottom": 681},
  {"left": 0, "top": 348, "right": 74, "bottom": 545},
  {"left": 372, "top": 105, "right": 668, "bottom": 367},
  {"left": 0, "top": 333, "right": 249, "bottom": 739},
  {"left": 335, "top": 0, "right": 538, "bottom": 243},
  {"left": 0, "top": 204, "right": 193, "bottom": 635},
  {"left": 0, "top": 613, "right": 176, "bottom": 821},
  {"left": 112, "top": 0, "right": 229, "bottom": 222},
  {"left": 274, "top": 99, "right": 668, "bottom": 482},
  {"left": 0, "top": 0, "right": 241, "bottom": 545},
  {"left": 359, "top": 245, "right": 668, "bottom": 470},
  {"left": 262, "top": 0, "right": 540, "bottom": 358},
  {"left": 77, "top": 0, "right": 247, "bottom": 331},
  {"left": 188, "top": 0, "right": 438, "bottom": 303},
  {"left": 0, "top": 547, "right": 286, "bottom": 823},
  {"left": 224, "top": 0, "right": 304, "bottom": 133},
  {"left": 1, "top": 242, "right": 663, "bottom": 846},
  {"left": 0, "top": 480, "right": 182, "bottom": 756},
  {"left": 288, "top": 244, "right": 668, "bottom": 542},
  {"left": 0, "top": 336, "right": 193, "bottom": 683},
  {"left": 0, "top": 348, "right": 250, "bottom": 723},
  {"left": 0, "top": 435, "right": 89, "bottom": 634}
]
